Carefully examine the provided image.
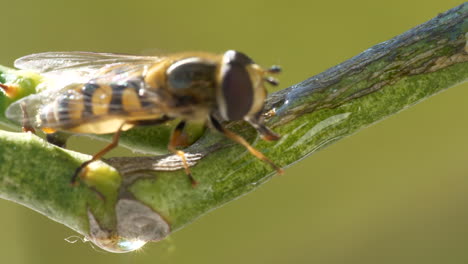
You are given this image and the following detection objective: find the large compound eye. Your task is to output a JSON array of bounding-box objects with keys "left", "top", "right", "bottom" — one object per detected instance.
[
  {"left": 166, "top": 58, "right": 216, "bottom": 90},
  {"left": 218, "top": 50, "right": 254, "bottom": 121}
]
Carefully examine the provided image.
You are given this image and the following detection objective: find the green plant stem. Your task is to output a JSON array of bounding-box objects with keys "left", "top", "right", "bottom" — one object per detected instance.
[{"left": 0, "top": 3, "right": 467, "bottom": 253}]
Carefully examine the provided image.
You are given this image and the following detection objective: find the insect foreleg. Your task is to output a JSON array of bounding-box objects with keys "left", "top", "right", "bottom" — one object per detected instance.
[
  {"left": 71, "top": 122, "right": 126, "bottom": 185},
  {"left": 168, "top": 121, "right": 198, "bottom": 187},
  {"left": 244, "top": 114, "right": 281, "bottom": 142},
  {"left": 209, "top": 115, "right": 283, "bottom": 174}
]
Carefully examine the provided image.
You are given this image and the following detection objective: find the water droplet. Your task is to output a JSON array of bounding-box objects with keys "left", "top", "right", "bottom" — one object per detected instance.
[
  {"left": 117, "top": 239, "right": 147, "bottom": 252},
  {"left": 91, "top": 237, "right": 148, "bottom": 253}
]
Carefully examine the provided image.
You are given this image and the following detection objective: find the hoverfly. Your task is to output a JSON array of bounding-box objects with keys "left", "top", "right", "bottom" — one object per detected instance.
[{"left": 3, "top": 50, "right": 283, "bottom": 186}]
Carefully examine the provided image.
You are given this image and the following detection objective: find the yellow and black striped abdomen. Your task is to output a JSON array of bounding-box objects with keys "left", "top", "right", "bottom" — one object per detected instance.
[{"left": 39, "top": 80, "right": 159, "bottom": 134}]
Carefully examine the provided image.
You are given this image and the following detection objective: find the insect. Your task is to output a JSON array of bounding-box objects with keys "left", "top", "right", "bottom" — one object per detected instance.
[{"left": 3, "top": 50, "right": 283, "bottom": 186}]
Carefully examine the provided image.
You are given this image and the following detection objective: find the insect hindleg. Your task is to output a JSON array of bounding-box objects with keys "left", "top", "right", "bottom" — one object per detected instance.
[
  {"left": 129, "top": 115, "right": 173, "bottom": 126},
  {"left": 209, "top": 115, "right": 283, "bottom": 174},
  {"left": 46, "top": 132, "right": 70, "bottom": 148},
  {"left": 168, "top": 121, "right": 198, "bottom": 187},
  {"left": 71, "top": 122, "right": 126, "bottom": 185},
  {"left": 19, "top": 102, "right": 36, "bottom": 133}
]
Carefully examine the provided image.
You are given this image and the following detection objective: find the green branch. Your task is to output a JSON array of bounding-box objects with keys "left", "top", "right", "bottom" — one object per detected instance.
[{"left": 0, "top": 3, "right": 467, "bottom": 253}]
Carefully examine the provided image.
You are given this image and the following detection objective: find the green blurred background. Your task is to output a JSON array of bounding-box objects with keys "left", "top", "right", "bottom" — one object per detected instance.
[{"left": 1, "top": 0, "right": 467, "bottom": 263}]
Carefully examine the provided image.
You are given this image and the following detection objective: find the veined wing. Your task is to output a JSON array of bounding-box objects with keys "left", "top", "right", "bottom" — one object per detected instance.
[
  {"left": 15, "top": 52, "right": 164, "bottom": 91},
  {"left": 15, "top": 51, "right": 162, "bottom": 75}
]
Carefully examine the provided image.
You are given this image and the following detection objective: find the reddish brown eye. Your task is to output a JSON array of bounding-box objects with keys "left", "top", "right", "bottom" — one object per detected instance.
[
  {"left": 221, "top": 63, "right": 253, "bottom": 120},
  {"left": 218, "top": 50, "right": 255, "bottom": 121}
]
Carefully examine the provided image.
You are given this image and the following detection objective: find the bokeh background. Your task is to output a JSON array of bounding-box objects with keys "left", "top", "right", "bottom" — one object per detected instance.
[{"left": 0, "top": 0, "right": 467, "bottom": 263}]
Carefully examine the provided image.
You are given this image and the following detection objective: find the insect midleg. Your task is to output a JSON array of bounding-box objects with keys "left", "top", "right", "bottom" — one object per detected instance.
[
  {"left": 209, "top": 115, "right": 284, "bottom": 174},
  {"left": 168, "top": 121, "right": 198, "bottom": 187},
  {"left": 71, "top": 122, "right": 127, "bottom": 185}
]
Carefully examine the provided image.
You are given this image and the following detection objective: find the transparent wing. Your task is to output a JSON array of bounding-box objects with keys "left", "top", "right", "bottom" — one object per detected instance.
[
  {"left": 15, "top": 52, "right": 164, "bottom": 92},
  {"left": 15, "top": 51, "right": 161, "bottom": 75}
]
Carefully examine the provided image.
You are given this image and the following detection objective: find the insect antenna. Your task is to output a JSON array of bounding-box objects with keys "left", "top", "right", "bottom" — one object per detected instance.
[
  {"left": 267, "top": 65, "right": 281, "bottom": 74},
  {"left": 265, "top": 65, "right": 281, "bottom": 86},
  {"left": 264, "top": 76, "right": 279, "bottom": 86}
]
